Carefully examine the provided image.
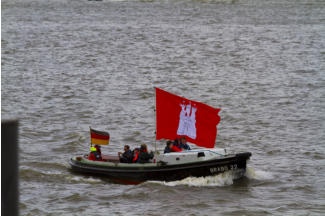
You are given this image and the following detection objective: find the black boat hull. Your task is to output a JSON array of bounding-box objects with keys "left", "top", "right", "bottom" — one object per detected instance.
[{"left": 69, "top": 152, "right": 251, "bottom": 184}]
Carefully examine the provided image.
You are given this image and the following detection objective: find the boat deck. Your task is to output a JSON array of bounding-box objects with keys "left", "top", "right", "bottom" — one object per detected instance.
[{"left": 102, "top": 155, "right": 120, "bottom": 162}]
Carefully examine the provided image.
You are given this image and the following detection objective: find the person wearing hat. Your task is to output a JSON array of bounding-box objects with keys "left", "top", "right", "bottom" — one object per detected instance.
[
  {"left": 88, "top": 146, "right": 102, "bottom": 161},
  {"left": 94, "top": 145, "right": 102, "bottom": 155}
]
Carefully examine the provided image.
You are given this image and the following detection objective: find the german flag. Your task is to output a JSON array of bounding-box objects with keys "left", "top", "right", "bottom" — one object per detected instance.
[{"left": 90, "top": 128, "right": 110, "bottom": 145}]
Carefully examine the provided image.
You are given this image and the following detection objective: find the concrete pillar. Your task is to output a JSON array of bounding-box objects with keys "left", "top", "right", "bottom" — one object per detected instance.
[{"left": 2, "top": 120, "right": 19, "bottom": 216}]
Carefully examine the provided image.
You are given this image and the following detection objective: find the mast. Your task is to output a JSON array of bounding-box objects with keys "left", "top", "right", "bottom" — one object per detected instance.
[{"left": 154, "top": 87, "right": 157, "bottom": 153}]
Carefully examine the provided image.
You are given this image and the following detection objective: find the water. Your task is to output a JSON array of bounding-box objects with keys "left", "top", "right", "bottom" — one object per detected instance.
[{"left": 2, "top": 0, "right": 325, "bottom": 215}]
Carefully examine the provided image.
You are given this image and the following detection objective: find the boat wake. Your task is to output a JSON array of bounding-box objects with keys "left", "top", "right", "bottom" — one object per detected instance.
[
  {"left": 66, "top": 176, "right": 104, "bottom": 184},
  {"left": 245, "top": 167, "right": 274, "bottom": 181},
  {"left": 146, "top": 167, "right": 273, "bottom": 187},
  {"left": 147, "top": 170, "right": 237, "bottom": 187}
]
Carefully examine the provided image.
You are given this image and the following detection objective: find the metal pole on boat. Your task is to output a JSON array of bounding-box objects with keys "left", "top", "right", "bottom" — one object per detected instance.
[
  {"left": 154, "top": 87, "right": 157, "bottom": 153},
  {"left": 89, "top": 126, "right": 93, "bottom": 149}
]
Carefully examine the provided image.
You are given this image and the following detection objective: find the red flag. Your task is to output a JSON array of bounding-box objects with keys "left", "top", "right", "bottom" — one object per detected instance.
[{"left": 155, "top": 88, "right": 221, "bottom": 148}]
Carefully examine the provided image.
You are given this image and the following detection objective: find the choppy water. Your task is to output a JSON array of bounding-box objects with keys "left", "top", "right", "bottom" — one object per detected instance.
[{"left": 2, "top": 0, "right": 325, "bottom": 215}]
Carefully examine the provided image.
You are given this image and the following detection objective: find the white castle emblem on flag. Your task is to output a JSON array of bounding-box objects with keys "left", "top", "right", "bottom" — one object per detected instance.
[{"left": 177, "top": 103, "right": 197, "bottom": 139}]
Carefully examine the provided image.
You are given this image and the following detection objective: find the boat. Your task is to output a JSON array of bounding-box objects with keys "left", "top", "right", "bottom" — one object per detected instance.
[
  {"left": 69, "top": 88, "right": 252, "bottom": 184},
  {"left": 70, "top": 149, "right": 251, "bottom": 184}
]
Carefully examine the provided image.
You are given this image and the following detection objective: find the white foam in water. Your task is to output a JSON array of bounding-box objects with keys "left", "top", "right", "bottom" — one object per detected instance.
[
  {"left": 245, "top": 167, "right": 274, "bottom": 180},
  {"left": 67, "top": 176, "right": 103, "bottom": 184},
  {"left": 149, "top": 171, "right": 236, "bottom": 187}
]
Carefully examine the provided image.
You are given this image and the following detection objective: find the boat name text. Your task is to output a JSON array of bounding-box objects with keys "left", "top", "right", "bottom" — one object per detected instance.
[{"left": 210, "top": 164, "right": 238, "bottom": 173}]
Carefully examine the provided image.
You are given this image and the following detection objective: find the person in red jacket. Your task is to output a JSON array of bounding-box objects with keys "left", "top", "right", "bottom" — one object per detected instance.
[
  {"left": 132, "top": 148, "right": 140, "bottom": 163},
  {"left": 171, "top": 144, "right": 182, "bottom": 152},
  {"left": 164, "top": 140, "right": 182, "bottom": 153},
  {"left": 88, "top": 146, "right": 102, "bottom": 161},
  {"left": 94, "top": 145, "right": 101, "bottom": 155}
]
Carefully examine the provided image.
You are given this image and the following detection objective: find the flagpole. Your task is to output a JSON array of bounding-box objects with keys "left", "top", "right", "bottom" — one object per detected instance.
[
  {"left": 89, "top": 126, "right": 92, "bottom": 148},
  {"left": 154, "top": 87, "right": 157, "bottom": 154}
]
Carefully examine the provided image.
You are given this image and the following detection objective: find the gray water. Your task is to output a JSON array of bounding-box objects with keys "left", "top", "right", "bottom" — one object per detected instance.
[{"left": 2, "top": 0, "right": 325, "bottom": 215}]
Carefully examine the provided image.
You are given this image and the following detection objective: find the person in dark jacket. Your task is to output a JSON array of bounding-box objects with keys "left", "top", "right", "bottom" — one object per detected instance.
[
  {"left": 164, "top": 140, "right": 182, "bottom": 153},
  {"left": 137, "top": 144, "right": 154, "bottom": 163},
  {"left": 179, "top": 137, "right": 191, "bottom": 150},
  {"left": 164, "top": 141, "right": 173, "bottom": 153},
  {"left": 118, "top": 145, "right": 133, "bottom": 163}
]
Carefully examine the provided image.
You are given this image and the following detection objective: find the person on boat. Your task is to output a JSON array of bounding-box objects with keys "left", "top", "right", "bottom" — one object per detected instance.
[
  {"left": 164, "top": 140, "right": 182, "bottom": 153},
  {"left": 164, "top": 141, "right": 173, "bottom": 153},
  {"left": 118, "top": 145, "right": 133, "bottom": 163},
  {"left": 88, "top": 146, "right": 102, "bottom": 161},
  {"left": 94, "top": 145, "right": 102, "bottom": 155},
  {"left": 174, "top": 137, "right": 191, "bottom": 150},
  {"left": 132, "top": 148, "right": 140, "bottom": 163},
  {"left": 179, "top": 137, "right": 191, "bottom": 150},
  {"left": 173, "top": 138, "right": 181, "bottom": 150},
  {"left": 137, "top": 144, "right": 154, "bottom": 163}
]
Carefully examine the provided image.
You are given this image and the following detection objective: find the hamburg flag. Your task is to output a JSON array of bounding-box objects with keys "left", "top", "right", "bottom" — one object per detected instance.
[
  {"left": 90, "top": 128, "right": 110, "bottom": 145},
  {"left": 155, "top": 88, "right": 221, "bottom": 148}
]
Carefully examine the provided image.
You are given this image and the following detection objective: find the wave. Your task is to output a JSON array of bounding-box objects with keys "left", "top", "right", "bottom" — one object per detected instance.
[
  {"left": 145, "top": 167, "right": 274, "bottom": 187},
  {"left": 65, "top": 175, "right": 103, "bottom": 184},
  {"left": 92, "top": 0, "right": 239, "bottom": 3},
  {"left": 20, "top": 167, "right": 103, "bottom": 184},
  {"left": 245, "top": 167, "right": 274, "bottom": 181},
  {"left": 147, "top": 171, "right": 237, "bottom": 187}
]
